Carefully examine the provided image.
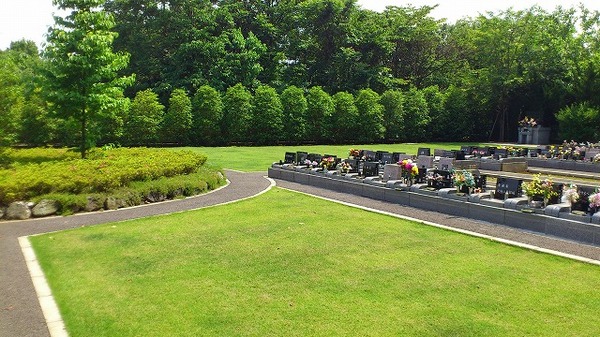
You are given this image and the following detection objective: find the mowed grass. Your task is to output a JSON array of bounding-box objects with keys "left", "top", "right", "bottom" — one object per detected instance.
[
  {"left": 31, "top": 188, "right": 600, "bottom": 337},
  {"left": 179, "top": 142, "right": 490, "bottom": 171}
]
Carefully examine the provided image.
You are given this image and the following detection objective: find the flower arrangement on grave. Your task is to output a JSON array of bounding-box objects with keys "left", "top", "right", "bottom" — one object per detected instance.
[
  {"left": 319, "top": 156, "right": 336, "bottom": 170},
  {"left": 426, "top": 171, "right": 444, "bottom": 183},
  {"left": 518, "top": 116, "right": 538, "bottom": 128},
  {"left": 337, "top": 161, "right": 352, "bottom": 174},
  {"left": 521, "top": 174, "right": 558, "bottom": 206},
  {"left": 593, "top": 153, "right": 600, "bottom": 163},
  {"left": 399, "top": 159, "right": 418, "bottom": 181},
  {"left": 589, "top": 191, "right": 600, "bottom": 209},
  {"left": 303, "top": 159, "right": 319, "bottom": 168},
  {"left": 348, "top": 148, "right": 360, "bottom": 158},
  {"left": 452, "top": 170, "right": 475, "bottom": 192},
  {"left": 562, "top": 184, "right": 579, "bottom": 205}
]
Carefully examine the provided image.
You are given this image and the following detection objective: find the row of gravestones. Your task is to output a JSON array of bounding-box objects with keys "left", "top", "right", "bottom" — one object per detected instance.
[{"left": 280, "top": 150, "right": 487, "bottom": 191}]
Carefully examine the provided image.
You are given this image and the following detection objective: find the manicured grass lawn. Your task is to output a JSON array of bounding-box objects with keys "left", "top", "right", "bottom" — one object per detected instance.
[
  {"left": 31, "top": 188, "right": 600, "bottom": 336},
  {"left": 179, "top": 142, "right": 491, "bottom": 171}
]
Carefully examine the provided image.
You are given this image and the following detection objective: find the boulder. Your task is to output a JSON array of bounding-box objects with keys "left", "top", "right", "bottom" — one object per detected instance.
[
  {"left": 32, "top": 199, "right": 60, "bottom": 217},
  {"left": 104, "top": 196, "right": 119, "bottom": 210},
  {"left": 6, "top": 202, "right": 32, "bottom": 220},
  {"left": 85, "top": 196, "right": 103, "bottom": 212}
]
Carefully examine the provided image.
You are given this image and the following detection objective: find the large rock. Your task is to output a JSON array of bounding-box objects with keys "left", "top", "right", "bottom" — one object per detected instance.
[
  {"left": 6, "top": 202, "right": 32, "bottom": 220},
  {"left": 32, "top": 199, "right": 60, "bottom": 217},
  {"left": 104, "top": 196, "right": 119, "bottom": 210},
  {"left": 85, "top": 196, "right": 103, "bottom": 212}
]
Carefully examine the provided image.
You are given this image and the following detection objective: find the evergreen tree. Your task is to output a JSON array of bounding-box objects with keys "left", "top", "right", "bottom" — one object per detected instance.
[
  {"left": 355, "top": 89, "right": 384, "bottom": 143},
  {"left": 250, "top": 85, "right": 283, "bottom": 145},
  {"left": 123, "top": 89, "right": 164, "bottom": 146},
  {"left": 192, "top": 85, "right": 223, "bottom": 146},
  {"left": 163, "top": 89, "right": 192, "bottom": 145},
  {"left": 222, "top": 83, "right": 253, "bottom": 143},
  {"left": 280, "top": 85, "right": 308, "bottom": 142}
]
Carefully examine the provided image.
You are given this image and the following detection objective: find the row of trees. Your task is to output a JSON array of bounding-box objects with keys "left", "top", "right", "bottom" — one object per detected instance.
[{"left": 2, "top": 0, "right": 600, "bottom": 157}]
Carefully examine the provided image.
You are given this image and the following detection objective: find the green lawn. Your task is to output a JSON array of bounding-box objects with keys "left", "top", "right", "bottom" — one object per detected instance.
[
  {"left": 31, "top": 188, "right": 600, "bottom": 337},
  {"left": 179, "top": 142, "right": 491, "bottom": 172}
]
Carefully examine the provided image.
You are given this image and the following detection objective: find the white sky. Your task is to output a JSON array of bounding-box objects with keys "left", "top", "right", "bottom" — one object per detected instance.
[{"left": 2, "top": 1, "right": 600, "bottom": 51}]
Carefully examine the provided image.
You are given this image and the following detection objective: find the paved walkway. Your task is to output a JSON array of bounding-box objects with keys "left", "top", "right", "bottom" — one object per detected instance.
[{"left": 2, "top": 170, "right": 600, "bottom": 336}]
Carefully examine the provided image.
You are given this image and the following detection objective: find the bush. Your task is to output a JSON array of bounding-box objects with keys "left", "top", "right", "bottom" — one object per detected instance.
[
  {"left": 0, "top": 147, "right": 209, "bottom": 205},
  {"left": 556, "top": 102, "right": 600, "bottom": 142}
]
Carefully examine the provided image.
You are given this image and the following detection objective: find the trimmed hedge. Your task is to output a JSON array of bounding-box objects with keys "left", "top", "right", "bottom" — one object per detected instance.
[{"left": 0, "top": 147, "right": 209, "bottom": 205}]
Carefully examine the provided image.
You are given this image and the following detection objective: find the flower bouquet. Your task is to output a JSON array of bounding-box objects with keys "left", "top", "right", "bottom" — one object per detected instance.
[
  {"left": 399, "top": 159, "right": 419, "bottom": 185},
  {"left": 303, "top": 159, "right": 319, "bottom": 168},
  {"left": 518, "top": 116, "right": 538, "bottom": 128},
  {"left": 319, "top": 157, "right": 336, "bottom": 171},
  {"left": 521, "top": 174, "right": 558, "bottom": 207},
  {"left": 452, "top": 169, "right": 475, "bottom": 194},
  {"left": 589, "top": 191, "right": 600, "bottom": 214},
  {"left": 562, "top": 184, "right": 579, "bottom": 205},
  {"left": 337, "top": 161, "right": 352, "bottom": 174},
  {"left": 348, "top": 148, "right": 360, "bottom": 159}
]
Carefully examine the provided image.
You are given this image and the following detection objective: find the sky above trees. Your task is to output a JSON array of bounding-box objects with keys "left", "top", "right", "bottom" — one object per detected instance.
[{"left": 2, "top": 0, "right": 600, "bottom": 50}]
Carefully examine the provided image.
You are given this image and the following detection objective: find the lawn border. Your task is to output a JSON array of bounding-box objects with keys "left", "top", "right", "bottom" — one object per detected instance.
[{"left": 18, "top": 236, "right": 68, "bottom": 337}]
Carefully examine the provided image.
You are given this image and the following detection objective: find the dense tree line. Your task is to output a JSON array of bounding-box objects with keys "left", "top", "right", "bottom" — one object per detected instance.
[{"left": 2, "top": 0, "right": 600, "bottom": 153}]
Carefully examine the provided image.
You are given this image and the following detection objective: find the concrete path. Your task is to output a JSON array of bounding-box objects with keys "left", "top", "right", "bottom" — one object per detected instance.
[
  {"left": 0, "top": 170, "right": 272, "bottom": 337},
  {"left": 2, "top": 169, "right": 600, "bottom": 336}
]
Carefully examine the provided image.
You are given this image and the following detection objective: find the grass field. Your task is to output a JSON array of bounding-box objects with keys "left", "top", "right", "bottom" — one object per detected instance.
[
  {"left": 180, "top": 142, "right": 490, "bottom": 172},
  {"left": 31, "top": 188, "right": 600, "bottom": 337}
]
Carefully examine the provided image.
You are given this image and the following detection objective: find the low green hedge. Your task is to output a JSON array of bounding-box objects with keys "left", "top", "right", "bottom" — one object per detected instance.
[
  {"left": 31, "top": 167, "right": 225, "bottom": 215},
  {"left": 0, "top": 147, "right": 210, "bottom": 205}
]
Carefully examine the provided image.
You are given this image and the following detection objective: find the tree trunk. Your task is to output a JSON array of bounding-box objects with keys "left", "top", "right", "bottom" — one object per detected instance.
[{"left": 80, "top": 112, "right": 87, "bottom": 159}]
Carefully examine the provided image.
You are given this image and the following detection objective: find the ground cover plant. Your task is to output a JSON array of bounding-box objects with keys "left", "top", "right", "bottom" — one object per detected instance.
[
  {"left": 181, "top": 142, "right": 492, "bottom": 172},
  {"left": 31, "top": 188, "right": 600, "bottom": 337},
  {"left": 0, "top": 147, "right": 224, "bottom": 213}
]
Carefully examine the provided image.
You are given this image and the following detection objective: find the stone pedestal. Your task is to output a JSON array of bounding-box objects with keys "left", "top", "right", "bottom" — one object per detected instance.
[{"left": 518, "top": 126, "right": 550, "bottom": 145}]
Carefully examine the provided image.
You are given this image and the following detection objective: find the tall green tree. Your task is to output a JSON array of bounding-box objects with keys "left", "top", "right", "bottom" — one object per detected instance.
[
  {"left": 43, "top": 0, "right": 134, "bottom": 158},
  {"left": 123, "top": 89, "right": 163, "bottom": 146},
  {"left": 402, "top": 88, "right": 430, "bottom": 141},
  {"left": 331, "top": 91, "right": 358, "bottom": 143},
  {"left": 192, "top": 85, "right": 223, "bottom": 146},
  {"left": 306, "top": 86, "right": 334, "bottom": 142},
  {"left": 280, "top": 85, "right": 308, "bottom": 142},
  {"left": 354, "top": 89, "right": 384, "bottom": 142},
  {"left": 250, "top": 84, "right": 283, "bottom": 145},
  {"left": 222, "top": 83, "right": 253, "bottom": 143},
  {"left": 162, "top": 89, "right": 193, "bottom": 145},
  {"left": 380, "top": 90, "right": 404, "bottom": 141}
]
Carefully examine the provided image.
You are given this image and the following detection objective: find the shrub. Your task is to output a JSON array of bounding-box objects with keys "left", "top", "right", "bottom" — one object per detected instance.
[{"left": 0, "top": 147, "right": 209, "bottom": 205}]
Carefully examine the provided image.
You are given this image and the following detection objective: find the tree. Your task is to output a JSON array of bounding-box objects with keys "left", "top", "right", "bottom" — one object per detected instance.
[
  {"left": 163, "top": 89, "right": 192, "bottom": 145},
  {"left": 556, "top": 102, "right": 600, "bottom": 141},
  {"left": 123, "top": 89, "right": 163, "bottom": 145},
  {"left": 192, "top": 85, "right": 223, "bottom": 146},
  {"left": 43, "top": 0, "right": 134, "bottom": 158},
  {"left": 331, "top": 91, "right": 358, "bottom": 143},
  {"left": 250, "top": 84, "right": 283, "bottom": 145},
  {"left": 380, "top": 90, "right": 404, "bottom": 141},
  {"left": 306, "top": 86, "right": 334, "bottom": 142},
  {"left": 402, "top": 88, "right": 430, "bottom": 141},
  {"left": 222, "top": 83, "right": 253, "bottom": 143},
  {"left": 355, "top": 88, "right": 384, "bottom": 143},
  {"left": 280, "top": 85, "right": 308, "bottom": 142}
]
